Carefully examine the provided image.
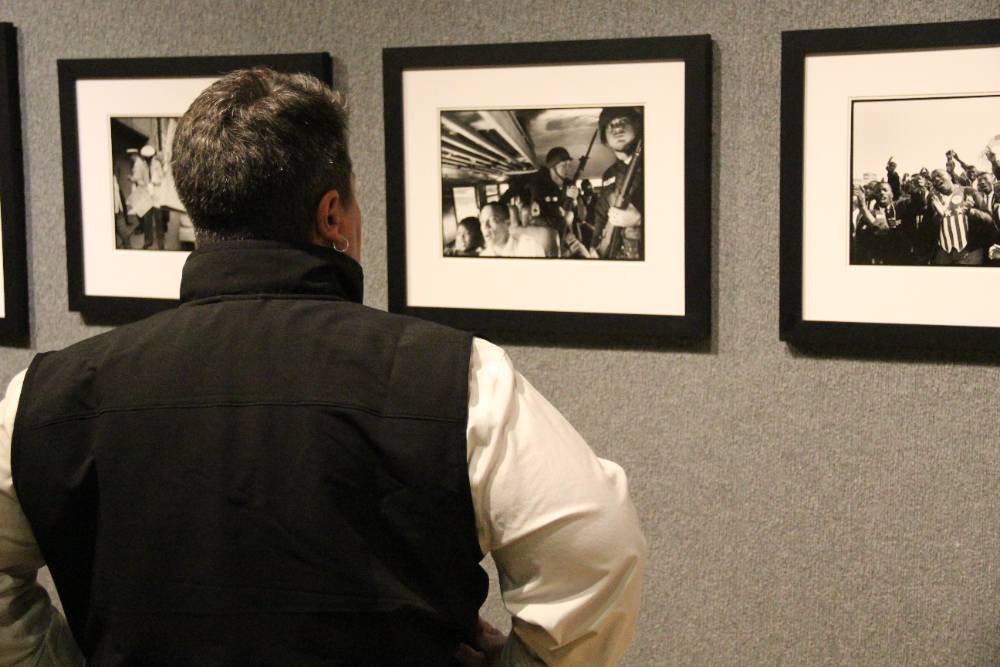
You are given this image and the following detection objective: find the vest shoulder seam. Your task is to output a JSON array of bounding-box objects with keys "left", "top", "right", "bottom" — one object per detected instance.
[{"left": 17, "top": 399, "right": 464, "bottom": 433}]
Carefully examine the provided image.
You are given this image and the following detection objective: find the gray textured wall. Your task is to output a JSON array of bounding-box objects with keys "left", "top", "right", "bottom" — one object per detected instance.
[{"left": 2, "top": 1, "right": 999, "bottom": 665}]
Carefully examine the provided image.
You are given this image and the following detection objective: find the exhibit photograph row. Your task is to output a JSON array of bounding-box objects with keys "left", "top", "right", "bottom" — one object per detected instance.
[{"left": 0, "top": 19, "right": 996, "bottom": 349}]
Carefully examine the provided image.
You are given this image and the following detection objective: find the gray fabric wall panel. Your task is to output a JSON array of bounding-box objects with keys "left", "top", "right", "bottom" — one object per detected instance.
[{"left": 2, "top": 1, "right": 998, "bottom": 665}]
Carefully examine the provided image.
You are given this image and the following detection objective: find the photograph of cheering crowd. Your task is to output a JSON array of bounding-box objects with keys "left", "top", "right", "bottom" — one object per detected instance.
[
  {"left": 440, "top": 105, "right": 644, "bottom": 260},
  {"left": 110, "top": 116, "right": 193, "bottom": 252},
  {"left": 850, "top": 95, "right": 1000, "bottom": 266}
]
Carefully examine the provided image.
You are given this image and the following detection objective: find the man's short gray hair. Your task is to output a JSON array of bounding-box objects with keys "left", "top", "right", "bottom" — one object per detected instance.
[{"left": 172, "top": 68, "right": 352, "bottom": 244}]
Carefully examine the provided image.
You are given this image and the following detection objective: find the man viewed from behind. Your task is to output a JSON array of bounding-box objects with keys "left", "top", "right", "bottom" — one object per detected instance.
[{"left": 0, "top": 69, "right": 645, "bottom": 666}]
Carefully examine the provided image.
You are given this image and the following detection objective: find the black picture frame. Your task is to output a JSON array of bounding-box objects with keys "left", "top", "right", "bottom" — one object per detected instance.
[
  {"left": 383, "top": 36, "right": 712, "bottom": 345},
  {"left": 58, "top": 52, "right": 332, "bottom": 321},
  {"left": 780, "top": 19, "right": 1000, "bottom": 352},
  {"left": 0, "top": 24, "right": 28, "bottom": 345}
]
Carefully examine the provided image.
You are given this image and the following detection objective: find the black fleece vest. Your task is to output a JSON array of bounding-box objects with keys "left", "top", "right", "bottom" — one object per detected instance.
[{"left": 12, "top": 242, "right": 487, "bottom": 665}]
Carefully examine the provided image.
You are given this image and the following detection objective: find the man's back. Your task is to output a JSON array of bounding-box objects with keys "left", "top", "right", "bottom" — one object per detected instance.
[
  {"left": 12, "top": 242, "right": 487, "bottom": 664},
  {"left": 0, "top": 67, "right": 645, "bottom": 666}
]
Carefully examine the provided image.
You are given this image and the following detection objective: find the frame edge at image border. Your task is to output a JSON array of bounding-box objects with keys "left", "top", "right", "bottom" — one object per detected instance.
[
  {"left": 0, "top": 23, "right": 29, "bottom": 346},
  {"left": 778, "top": 18, "right": 1000, "bottom": 353},
  {"left": 383, "top": 34, "right": 713, "bottom": 345}
]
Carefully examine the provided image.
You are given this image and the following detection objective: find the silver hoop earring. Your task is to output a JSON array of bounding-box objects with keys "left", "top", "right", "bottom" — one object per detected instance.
[{"left": 333, "top": 238, "right": 349, "bottom": 253}]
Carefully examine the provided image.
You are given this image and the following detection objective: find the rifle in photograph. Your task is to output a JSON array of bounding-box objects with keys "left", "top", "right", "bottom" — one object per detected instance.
[{"left": 599, "top": 138, "right": 643, "bottom": 259}]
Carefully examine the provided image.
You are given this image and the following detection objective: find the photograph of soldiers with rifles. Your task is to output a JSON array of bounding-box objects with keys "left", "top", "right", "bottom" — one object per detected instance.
[{"left": 440, "top": 105, "right": 644, "bottom": 260}]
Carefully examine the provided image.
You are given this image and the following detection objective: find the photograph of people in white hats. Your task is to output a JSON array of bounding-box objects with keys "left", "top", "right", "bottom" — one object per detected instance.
[{"left": 110, "top": 116, "right": 193, "bottom": 252}]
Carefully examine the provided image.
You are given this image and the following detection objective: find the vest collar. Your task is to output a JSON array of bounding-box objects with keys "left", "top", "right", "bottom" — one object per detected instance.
[{"left": 179, "top": 240, "right": 364, "bottom": 304}]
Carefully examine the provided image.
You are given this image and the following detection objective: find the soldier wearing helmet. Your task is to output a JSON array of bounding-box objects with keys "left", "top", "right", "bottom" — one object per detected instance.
[{"left": 591, "top": 107, "right": 644, "bottom": 259}]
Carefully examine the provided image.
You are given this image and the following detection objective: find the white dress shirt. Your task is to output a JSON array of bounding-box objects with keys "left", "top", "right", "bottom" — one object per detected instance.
[
  {"left": 0, "top": 337, "right": 646, "bottom": 666},
  {"left": 478, "top": 234, "right": 547, "bottom": 258}
]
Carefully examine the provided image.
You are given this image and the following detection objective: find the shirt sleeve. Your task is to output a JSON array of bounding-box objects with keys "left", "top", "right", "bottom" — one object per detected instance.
[
  {"left": 0, "top": 370, "right": 84, "bottom": 667},
  {"left": 467, "top": 338, "right": 647, "bottom": 666}
]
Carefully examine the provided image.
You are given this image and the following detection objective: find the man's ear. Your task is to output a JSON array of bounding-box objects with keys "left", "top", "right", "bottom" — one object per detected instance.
[{"left": 313, "top": 189, "right": 349, "bottom": 249}]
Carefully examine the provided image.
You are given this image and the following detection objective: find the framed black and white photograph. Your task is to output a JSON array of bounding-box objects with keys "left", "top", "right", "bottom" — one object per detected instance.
[
  {"left": 109, "top": 116, "right": 190, "bottom": 253},
  {"left": 384, "top": 36, "right": 711, "bottom": 343},
  {"left": 780, "top": 19, "right": 1000, "bottom": 351},
  {"left": 438, "top": 106, "right": 646, "bottom": 261},
  {"left": 59, "top": 53, "right": 331, "bottom": 318},
  {"left": 0, "top": 23, "right": 28, "bottom": 345}
]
